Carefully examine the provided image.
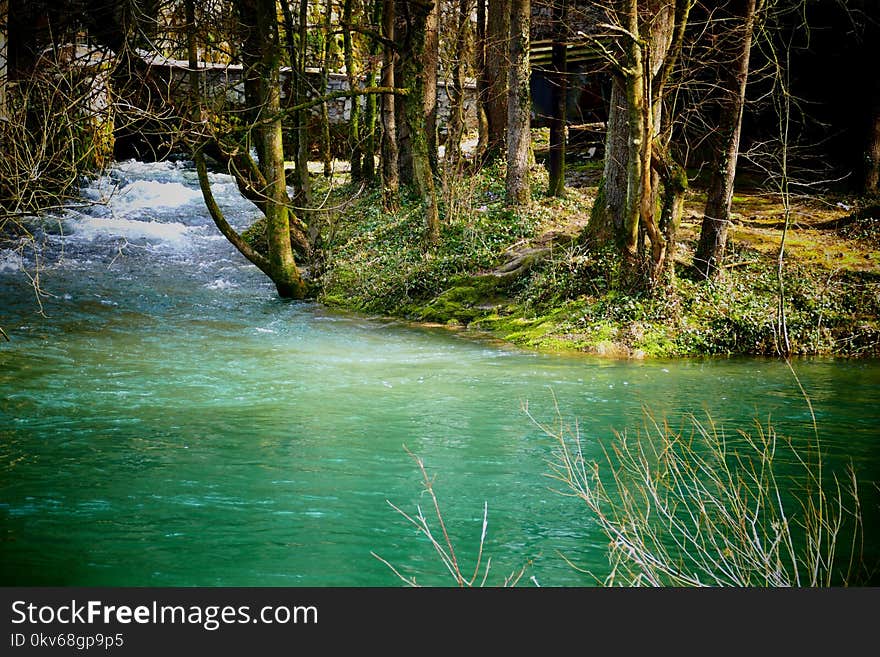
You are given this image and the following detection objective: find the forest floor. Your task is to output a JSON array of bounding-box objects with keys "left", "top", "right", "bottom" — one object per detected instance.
[{"left": 312, "top": 139, "right": 880, "bottom": 359}]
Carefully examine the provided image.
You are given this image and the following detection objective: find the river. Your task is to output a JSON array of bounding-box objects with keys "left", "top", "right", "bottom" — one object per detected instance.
[{"left": 1, "top": 160, "right": 878, "bottom": 586}]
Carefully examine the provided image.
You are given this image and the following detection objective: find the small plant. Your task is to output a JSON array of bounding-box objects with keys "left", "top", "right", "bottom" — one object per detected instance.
[
  {"left": 373, "top": 447, "right": 532, "bottom": 587},
  {"left": 529, "top": 404, "right": 872, "bottom": 587}
]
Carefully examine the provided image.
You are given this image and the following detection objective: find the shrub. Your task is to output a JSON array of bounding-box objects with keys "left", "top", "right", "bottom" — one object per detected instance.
[{"left": 533, "top": 407, "right": 870, "bottom": 586}]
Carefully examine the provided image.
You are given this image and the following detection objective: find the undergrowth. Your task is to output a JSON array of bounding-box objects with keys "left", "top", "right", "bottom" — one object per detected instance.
[{"left": 315, "top": 162, "right": 880, "bottom": 358}]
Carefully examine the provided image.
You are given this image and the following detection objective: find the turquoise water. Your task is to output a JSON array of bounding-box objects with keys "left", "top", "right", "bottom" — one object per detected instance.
[{"left": 1, "top": 161, "right": 878, "bottom": 586}]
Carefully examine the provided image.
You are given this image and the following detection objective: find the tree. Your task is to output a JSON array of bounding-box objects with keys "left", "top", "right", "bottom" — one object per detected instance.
[
  {"left": 320, "top": 0, "right": 334, "bottom": 177},
  {"left": 190, "top": 0, "right": 308, "bottom": 299},
  {"left": 362, "top": 0, "right": 383, "bottom": 182},
  {"left": 505, "top": 0, "right": 530, "bottom": 206},
  {"left": 475, "top": 0, "right": 489, "bottom": 157},
  {"left": 423, "top": 0, "right": 439, "bottom": 173},
  {"left": 343, "top": 0, "right": 363, "bottom": 180},
  {"left": 442, "top": 0, "right": 472, "bottom": 171},
  {"left": 483, "top": 0, "right": 509, "bottom": 163},
  {"left": 547, "top": 0, "right": 568, "bottom": 197},
  {"left": 585, "top": 0, "right": 691, "bottom": 290},
  {"left": 397, "top": 0, "right": 440, "bottom": 245},
  {"left": 693, "top": 0, "right": 760, "bottom": 279},
  {"left": 281, "top": 0, "right": 312, "bottom": 209},
  {"left": 380, "top": 0, "right": 399, "bottom": 208}
]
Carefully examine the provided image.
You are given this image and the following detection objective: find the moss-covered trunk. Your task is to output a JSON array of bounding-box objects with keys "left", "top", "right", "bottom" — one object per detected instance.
[
  {"left": 258, "top": 0, "right": 306, "bottom": 298},
  {"left": 620, "top": 0, "right": 647, "bottom": 288},
  {"left": 587, "top": 0, "right": 688, "bottom": 291},
  {"left": 195, "top": 0, "right": 307, "bottom": 299}
]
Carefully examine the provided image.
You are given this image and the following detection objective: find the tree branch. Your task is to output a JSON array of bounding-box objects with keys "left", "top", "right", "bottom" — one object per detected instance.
[
  {"left": 335, "top": 22, "right": 399, "bottom": 51},
  {"left": 282, "top": 85, "right": 409, "bottom": 116},
  {"left": 194, "top": 150, "right": 272, "bottom": 276},
  {"left": 652, "top": 0, "right": 693, "bottom": 95}
]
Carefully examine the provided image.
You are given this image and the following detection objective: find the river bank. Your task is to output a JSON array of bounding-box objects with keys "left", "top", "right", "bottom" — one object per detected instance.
[{"left": 315, "top": 157, "right": 880, "bottom": 359}]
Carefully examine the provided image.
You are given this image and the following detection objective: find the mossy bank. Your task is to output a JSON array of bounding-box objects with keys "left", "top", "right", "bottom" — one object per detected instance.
[{"left": 308, "top": 159, "right": 880, "bottom": 359}]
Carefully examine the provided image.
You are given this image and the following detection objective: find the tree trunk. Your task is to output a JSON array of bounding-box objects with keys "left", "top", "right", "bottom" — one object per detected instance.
[
  {"left": 381, "top": 0, "right": 399, "bottom": 208},
  {"left": 475, "top": 0, "right": 489, "bottom": 159},
  {"left": 343, "top": 0, "right": 363, "bottom": 181},
  {"left": 484, "top": 0, "right": 509, "bottom": 163},
  {"left": 399, "top": 0, "right": 439, "bottom": 245},
  {"left": 505, "top": 0, "right": 530, "bottom": 206},
  {"left": 547, "top": 0, "right": 568, "bottom": 197},
  {"left": 694, "top": 0, "right": 757, "bottom": 278},
  {"left": 654, "top": 145, "right": 687, "bottom": 284},
  {"left": 443, "top": 0, "right": 470, "bottom": 170},
  {"left": 394, "top": 1, "right": 413, "bottom": 185},
  {"left": 424, "top": 0, "right": 439, "bottom": 174},
  {"left": 585, "top": 0, "right": 689, "bottom": 291},
  {"left": 363, "top": 0, "right": 382, "bottom": 182},
  {"left": 281, "top": 0, "right": 311, "bottom": 210},
  {"left": 197, "top": 0, "right": 307, "bottom": 299},
  {"left": 866, "top": 73, "right": 880, "bottom": 194},
  {"left": 621, "top": 0, "right": 646, "bottom": 286},
  {"left": 586, "top": 77, "right": 628, "bottom": 244},
  {"left": 321, "top": 0, "right": 333, "bottom": 178},
  {"left": 257, "top": 0, "right": 307, "bottom": 298}
]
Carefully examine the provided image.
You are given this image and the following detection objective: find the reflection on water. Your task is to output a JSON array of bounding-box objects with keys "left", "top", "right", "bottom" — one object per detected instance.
[{"left": 1, "top": 160, "right": 878, "bottom": 586}]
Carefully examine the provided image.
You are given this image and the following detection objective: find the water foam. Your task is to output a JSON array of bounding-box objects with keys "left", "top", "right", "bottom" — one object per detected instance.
[
  {"left": 113, "top": 180, "right": 202, "bottom": 212},
  {"left": 205, "top": 278, "right": 239, "bottom": 290},
  {"left": 71, "top": 215, "right": 193, "bottom": 246},
  {"left": 0, "top": 249, "right": 23, "bottom": 272}
]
